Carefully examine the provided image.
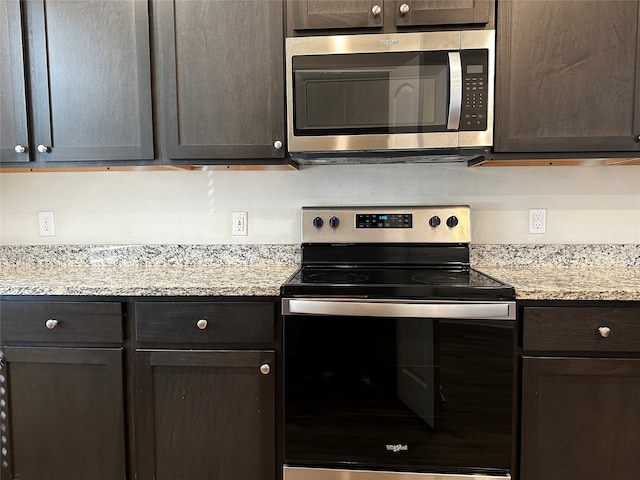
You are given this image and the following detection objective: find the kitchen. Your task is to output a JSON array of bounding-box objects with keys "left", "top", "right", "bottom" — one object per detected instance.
[{"left": 1, "top": 1, "right": 640, "bottom": 480}]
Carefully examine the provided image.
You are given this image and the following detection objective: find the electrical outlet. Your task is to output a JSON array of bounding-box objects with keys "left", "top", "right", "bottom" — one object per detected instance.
[
  {"left": 232, "top": 211, "right": 248, "bottom": 236},
  {"left": 38, "top": 211, "right": 56, "bottom": 237},
  {"left": 529, "top": 208, "right": 546, "bottom": 234}
]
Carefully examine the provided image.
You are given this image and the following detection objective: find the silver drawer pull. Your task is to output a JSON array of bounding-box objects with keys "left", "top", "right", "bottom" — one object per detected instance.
[
  {"left": 598, "top": 326, "right": 611, "bottom": 338},
  {"left": 196, "top": 319, "right": 208, "bottom": 330},
  {"left": 45, "top": 319, "right": 59, "bottom": 330},
  {"left": 260, "top": 364, "right": 271, "bottom": 375}
]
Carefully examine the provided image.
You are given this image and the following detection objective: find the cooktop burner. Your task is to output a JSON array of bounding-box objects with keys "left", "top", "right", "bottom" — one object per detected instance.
[{"left": 304, "top": 271, "right": 371, "bottom": 284}]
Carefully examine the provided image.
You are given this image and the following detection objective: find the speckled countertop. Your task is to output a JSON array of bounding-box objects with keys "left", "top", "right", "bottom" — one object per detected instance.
[
  {"left": 479, "top": 266, "right": 640, "bottom": 301},
  {"left": 0, "top": 264, "right": 299, "bottom": 297},
  {"left": 0, "top": 245, "right": 300, "bottom": 297},
  {"left": 472, "top": 244, "right": 640, "bottom": 301},
  {"left": 1, "top": 244, "right": 639, "bottom": 300}
]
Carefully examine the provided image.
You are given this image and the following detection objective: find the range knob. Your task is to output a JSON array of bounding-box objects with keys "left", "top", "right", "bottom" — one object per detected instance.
[
  {"left": 312, "top": 216, "right": 324, "bottom": 228},
  {"left": 329, "top": 216, "right": 340, "bottom": 229},
  {"left": 446, "top": 216, "right": 459, "bottom": 228},
  {"left": 428, "top": 216, "right": 441, "bottom": 228}
]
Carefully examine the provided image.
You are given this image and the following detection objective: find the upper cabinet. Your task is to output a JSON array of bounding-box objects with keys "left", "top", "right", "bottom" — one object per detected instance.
[
  {"left": 495, "top": 0, "right": 640, "bottom": 153},
  {"left": 288, "top": 0, "right": 492, "bottom": 34},
  {"left": 0, "top": 0, "right": 29, "bottom": 163},
  {"left": 0, "top": 0, "right": 154, "bottom": 165},
  {"left": 155, "top": 0, "right": 286, "bottom": 162}
]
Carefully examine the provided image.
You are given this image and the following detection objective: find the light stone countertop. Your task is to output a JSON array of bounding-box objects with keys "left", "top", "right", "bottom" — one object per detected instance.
[
  {"left": 480, "top": 266, "right": 640, "bottom": 301},
  {"left": 0, "top": 244, "right": 638, "bottom": 300},
  {"left": 0, "top": 264, "right": 299, "bottom": 297}
]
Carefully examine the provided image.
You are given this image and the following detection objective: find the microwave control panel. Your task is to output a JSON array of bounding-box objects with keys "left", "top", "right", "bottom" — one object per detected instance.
[{"left": 460, "top": 50, "right": 489, "bottom": 131}]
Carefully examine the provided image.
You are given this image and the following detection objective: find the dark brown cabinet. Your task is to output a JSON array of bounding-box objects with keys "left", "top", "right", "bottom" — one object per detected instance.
[
  {"left": 155, "top": 0, "right": 286, "bottom": 162},
  {"left": 288, "top": 0, "right": 492, "bottom": 33},
  {"left": 495, "top": 0, "right": 640, "bottom": 153},
  {"left": 0, "top": 0, "right": 29, "bottom": 164},
  {"left": 0, "top": 301, "right": 126, "bottom": 479},
  {"left": 0, "top": 0, "right": 154, "bottom": 165},
  {"left": 134, "top": 301, "right": 276, "bottom": 480},
  {"left": 520, "top": 304, "right": 640, "bottom": 480}
]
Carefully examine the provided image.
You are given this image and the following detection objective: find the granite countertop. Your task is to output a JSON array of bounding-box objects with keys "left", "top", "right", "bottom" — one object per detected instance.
[
  {"left": 480, "top": 266, "right": 640, "bottom": 301},
  {"left": 1, "top": 244, "right": 638, "bottom": 300},
  {"left": 0, "top": 245, "right": 301, "bottom": 297},
  {"left": 0, "top": 264, "right": 299, "bottom": 297}
]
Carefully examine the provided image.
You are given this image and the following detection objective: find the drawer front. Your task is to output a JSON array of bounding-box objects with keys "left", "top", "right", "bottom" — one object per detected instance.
[
  {"left": 523, "top": 306, "right": 640, "bottom": 353},
  {"left": 135, "top": 302, "right": 275, "bottom": 345},
  {"left": 0, "top": 301, "right": 123, "bottom": 344}
]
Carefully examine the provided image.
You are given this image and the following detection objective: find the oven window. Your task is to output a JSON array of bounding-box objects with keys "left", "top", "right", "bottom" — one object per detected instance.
[
  {"left": 293, "top": 52, "right": 449, "bottom": 136},
  {"left": 284, "top": 314, "right": 514, "bottom": 474}
]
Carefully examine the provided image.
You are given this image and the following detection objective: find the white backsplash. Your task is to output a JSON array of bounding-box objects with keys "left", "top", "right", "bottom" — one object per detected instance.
[{"left": 1, "top": 163, "right": 639, "bottom": 245}]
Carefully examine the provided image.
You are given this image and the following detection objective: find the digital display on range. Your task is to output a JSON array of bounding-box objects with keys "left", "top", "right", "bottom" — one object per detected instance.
[{"left": 356, "top": 214, "right": 412, "bottom": 228}]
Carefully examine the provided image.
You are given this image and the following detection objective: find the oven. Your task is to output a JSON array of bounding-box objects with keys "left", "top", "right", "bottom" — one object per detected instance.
[{"left": 281, "top": 206, "right": 516, "bottom": 480}]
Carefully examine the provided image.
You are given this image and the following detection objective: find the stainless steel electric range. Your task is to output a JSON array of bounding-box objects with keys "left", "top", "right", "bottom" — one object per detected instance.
[{"left": 281, "top": 206, "right": 516, "bottom": 480}]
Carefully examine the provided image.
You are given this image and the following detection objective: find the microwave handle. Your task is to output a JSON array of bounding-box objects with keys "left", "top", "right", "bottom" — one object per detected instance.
[{"left": 447, "top": 52, "right": 462, "bottom": 130}]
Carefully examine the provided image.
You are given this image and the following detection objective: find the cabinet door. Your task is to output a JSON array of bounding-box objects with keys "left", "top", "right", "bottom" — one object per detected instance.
[
  {"left": 26, "top": 0, "right": 153, "bottom": 162},
  {"left": 495, "top": 0, "right": 640, "bottom": 153},
  {"left": 135, "top": 349, "right": 276, "bottom": 480},
  {"left": 521, "top": 356, "right": 640, "bottom": 480},
  {"left": 394, "top": 0, "right": 491, "bottom": 27},
  {"left": 0, "top": 0, "right": 29, "bottom": 163},
  {"left": 156, "top": 0, "right": 285, "bottom": 161},
  {"left": 291, "top": 0, "right": 384, "bottom": 30},
  {"left": 0, "top": 347, "right": 126, "bottom": 479}
]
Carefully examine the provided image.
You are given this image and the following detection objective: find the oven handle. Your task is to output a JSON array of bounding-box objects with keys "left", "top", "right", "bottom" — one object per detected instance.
[{"left": 283, "top": 299, "right": 516, "bottom": 320}]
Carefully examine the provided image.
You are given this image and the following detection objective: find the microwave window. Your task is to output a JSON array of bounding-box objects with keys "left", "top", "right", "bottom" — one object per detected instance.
[{"left": 293, "top": 52, "right": 449, "bottom": 135}]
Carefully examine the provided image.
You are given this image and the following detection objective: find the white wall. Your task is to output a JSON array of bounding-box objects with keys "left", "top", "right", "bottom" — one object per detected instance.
[{"left": 1, "top": 164, "right": 639, "bottom": 245}]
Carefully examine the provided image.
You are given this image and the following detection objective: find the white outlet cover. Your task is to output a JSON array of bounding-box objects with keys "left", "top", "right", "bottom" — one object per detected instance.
[
  {"left": 232, "top": 211, "right": 248, "bottom": 236},
  {"left": 38, "top": 210, "right": 56, "bottom": 237},
  {"left": 529, "top": 208, "right": 546, "bottom": 234}
]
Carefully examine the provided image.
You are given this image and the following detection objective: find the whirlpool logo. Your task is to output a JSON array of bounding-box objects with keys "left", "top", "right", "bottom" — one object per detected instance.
[
  {"left": 385, "top": 444, "right": 408, "bottom": 453},
  {"left": 379, "top": 39, "right": 399, "bottom": 46}
]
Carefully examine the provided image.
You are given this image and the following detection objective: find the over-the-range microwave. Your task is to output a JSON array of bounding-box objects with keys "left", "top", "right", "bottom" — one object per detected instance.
[{"left": 285, "top": 30, "right": 495, "bottom": 164}]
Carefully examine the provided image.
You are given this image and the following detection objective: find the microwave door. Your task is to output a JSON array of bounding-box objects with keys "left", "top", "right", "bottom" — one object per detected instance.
[
  {"left": 389, "top": 57, "right": 421, "bottom": 130},
  {"left": 447, "top": 52, "right": 463, "bottom": 131}
]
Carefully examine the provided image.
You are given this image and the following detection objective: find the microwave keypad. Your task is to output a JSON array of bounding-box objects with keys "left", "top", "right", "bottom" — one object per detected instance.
[{"left": 461, "top": 64, "right": 487, "bottom": 131}]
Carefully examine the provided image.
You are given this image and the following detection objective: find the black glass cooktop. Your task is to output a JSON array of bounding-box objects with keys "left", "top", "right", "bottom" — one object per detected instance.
[{"left": 282, "top": 266, "right": 515, "bottom": 300}]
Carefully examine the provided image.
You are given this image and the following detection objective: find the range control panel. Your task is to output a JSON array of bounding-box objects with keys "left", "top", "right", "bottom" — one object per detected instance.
[
  {"left": 302, "top": 206, "right": 470, "bottom": 244},
  {"left": 356, "top": 213, "right": 412, "bottom": 229}
]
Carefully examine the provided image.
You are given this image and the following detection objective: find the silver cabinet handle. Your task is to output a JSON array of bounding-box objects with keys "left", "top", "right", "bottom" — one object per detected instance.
[
  {"left": 196, "top": 319, "right": 208, "bottom": 330},
  {"left": 37, "top": 144, "right": 50, "bottom": 153},
  {"left": 273, "top": 140, "right": 283, "bottom": 150},
  {"left": 371, "top": 4, "right": 382, "bottom": 15},
  {"left": 399, "top": 3, "right": 410, "bottom": 15},
  {"left": 14, "top": 145, "right": 27, "bottom": 153},
  {"left": 45, "top": 319, "right": 58, "bottom": 330},
  {"left": 260, "top": 364, "right": 271, "bottom": 375},
  {"left": 598, "top": 326, "right": 611, "bottom": 338}
]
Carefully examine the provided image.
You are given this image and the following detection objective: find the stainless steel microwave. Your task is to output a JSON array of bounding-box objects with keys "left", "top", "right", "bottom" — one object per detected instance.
[{"left": 285, "top": 30, "right": 495, "bottom": 164}]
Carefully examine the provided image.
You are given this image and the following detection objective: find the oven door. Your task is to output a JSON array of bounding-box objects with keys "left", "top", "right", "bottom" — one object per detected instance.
[{"left": 282, "top": 299, "right": 515, "bottom": 478}]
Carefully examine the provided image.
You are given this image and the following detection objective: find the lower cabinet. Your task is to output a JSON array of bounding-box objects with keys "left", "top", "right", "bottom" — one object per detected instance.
[
  {"left": 0, "top": 297, "right": 277, "bottom": 480},
  {"left": 135, "top": 349, "right": 275, "bottom": 480},
  {"left": 133, "top": 300, "right": 276, "bottom": 480},
  {"left": 0, "top": 301, "right": 126, "bottom": 480},
  {"left": 520, "top": 304, "right": 640, "bottom": 480}
]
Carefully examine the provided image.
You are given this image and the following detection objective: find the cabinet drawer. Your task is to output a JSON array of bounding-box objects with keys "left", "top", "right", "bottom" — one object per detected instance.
[
  {"left": 0, "top": 301, "right": 123, "bottom": 344},
  {"left": 135, "top": 302, "right": 274, "bottom": 345},
  {"left": 523, "top": 306, "right": 640, "bottom": 353}
]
